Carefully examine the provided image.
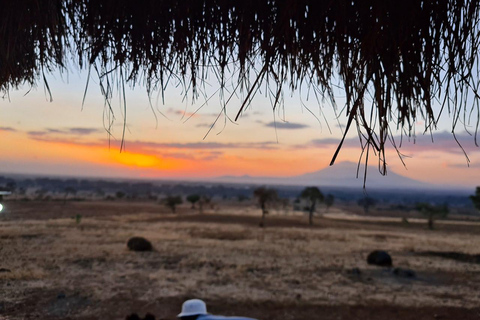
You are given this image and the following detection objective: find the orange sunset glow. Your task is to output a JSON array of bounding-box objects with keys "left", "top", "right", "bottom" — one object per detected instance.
[{"left": 0, "top": 74, "right": 479, "bottom": 189}]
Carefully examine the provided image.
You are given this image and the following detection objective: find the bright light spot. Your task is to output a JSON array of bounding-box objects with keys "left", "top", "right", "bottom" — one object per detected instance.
[{"left": 0, "top": 203, "right": 3, "bottom": 213}]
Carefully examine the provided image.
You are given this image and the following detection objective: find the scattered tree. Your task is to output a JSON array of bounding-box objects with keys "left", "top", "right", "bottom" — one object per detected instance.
[
  {"left": 161, "top": 195, "right": 183, "bottom": 213},
  {"left": 198, "top": 195, "right": 213, "bottom": 214},
  {"left": 64, "top": 186, "right": 77, "bottom": 204},
  {"left": 416, "top": 202, "right": 449, "bottom": 230},
  {"left": 186, "top": 194, "right": 201, "bottom": 209},
  {"left": 324, "top": 194, "right": 335, "bottom": 212},
  {"left": 116, "top": 191, "right": 126, "bottom": 199},
  {"left": 358, "top": 197, "right": 376, "bottom": 214},
  {"left": 253, "top": 187, "right": 278, "bottom": 227},
  {"left": 300, "top": 187, "right": 324, "bottom": 225},
  {"left": 470, "top": 187, "right": 480, "bottom": 212}
]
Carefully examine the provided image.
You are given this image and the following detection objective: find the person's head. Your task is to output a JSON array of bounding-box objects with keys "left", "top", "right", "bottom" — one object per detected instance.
[{"left": 177, "top": 299, "right": 207, "bottom": 320}]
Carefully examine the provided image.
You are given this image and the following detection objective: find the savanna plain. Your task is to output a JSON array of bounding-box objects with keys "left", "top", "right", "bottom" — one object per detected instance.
[{"left": 1, "top": 200, "right": 480, "bottom": 320}]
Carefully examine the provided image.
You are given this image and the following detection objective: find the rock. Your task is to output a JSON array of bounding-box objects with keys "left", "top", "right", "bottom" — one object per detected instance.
[
  {"left": 367, "top": 250, "right": 392, "bottom": 267},
  {"left": 127, "top": 237, "right": 153, "bottom": 252},
  {"left": 0, "top": 268, "right": 11, "bottom": 273},
  {"left": 393, "top": 267, "right": 416, "bottom": 278}
]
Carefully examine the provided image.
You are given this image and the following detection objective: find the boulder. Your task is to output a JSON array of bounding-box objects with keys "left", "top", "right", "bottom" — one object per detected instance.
[
  {"left": 367, "top": 250, "right": 392, "bottom": 267},
  {"left": 127, "top": 237, "right": 153, "bottom": 252}
]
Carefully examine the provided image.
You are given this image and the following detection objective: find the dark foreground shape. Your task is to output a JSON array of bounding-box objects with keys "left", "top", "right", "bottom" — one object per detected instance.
[
  {"left": 367, "top": 250, "right": 392, "bottom": 267},
  {"left": 393, "top": 267, "right": 416, "bottom": 278},
  {"left": 127, "top": 237, "right": 153, "bottom": 252},
  {"left": 419, "top": 251, "right": 480, "bottom": 264},
  {"left": 126, "top": 313, "right": 156, "bottom": 320}
]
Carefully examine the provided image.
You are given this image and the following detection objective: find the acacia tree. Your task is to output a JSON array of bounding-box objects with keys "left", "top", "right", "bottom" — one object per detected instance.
[
  {"left": 415, "top": 202, "right": 449, "bottom": 230},
  {"left": 161, "top": 195, "right": 183, "bottom": 213},
  {"left": 186, "top": 194, "right": 201, "bottom": 209},
  {"left": 300, "top": 187, "right": 324, "bottom": 225},
  {"left": 253, "top": 187, "right": 278, "bottom": 227},
  {"left": 198, "top": 195, "right": 213, "bottom": 214},
  {"left": 470, "top": 187, "right": 480, "bottom": 212}
]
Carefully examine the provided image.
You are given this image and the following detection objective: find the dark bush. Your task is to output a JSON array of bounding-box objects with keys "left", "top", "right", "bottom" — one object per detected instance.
[
  {"left": 367, "top": 250, "right": 392, "bottom": 267},
  {"left": 127, "top": 237, "right": 153, "bottom": 252}
]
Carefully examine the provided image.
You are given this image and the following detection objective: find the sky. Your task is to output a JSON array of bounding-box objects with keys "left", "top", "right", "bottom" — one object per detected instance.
[{"left": 1, "top": 69, "right": 480, "bottom": 189}]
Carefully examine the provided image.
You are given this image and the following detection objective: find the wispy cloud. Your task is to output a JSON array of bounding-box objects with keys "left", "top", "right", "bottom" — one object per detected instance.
[
  {"left": 126, "top": 140, "right": 279, "bottom": 151},
  {"left": 265, "top": 121, "right": 309, "bottom": 129},
  {"left": 167, "top": 108, "right": 200, "bottom": 118},
  {"left": 27, "top": 127, "right": 102, "bottom": 137},
  {"left": 68, "top": 128, "right": 102, "bottom": 135},
  {"left": 29, "top": 136, "right": 104, "bottom": 147},
  {"left": 309, "top": 137, "right": 357, "bottom": 147},
  {"left": 26, "top": 133, "right": 278, "bottom": 162},
  {"left": 300, "top": 131, "right": 480, "bottom": 154},
  {"left": 156, "top": 150, "right": 224, "bottom": 161},
  {"left": 0, "top": 127, "right": 17, "bottom": 132},
  {"left": 196, "top": 123, "right": 214, "bottom": 128},
  {"left": 27, "top": 131, "right": 49, "bottom": 137},
  {"left": 445, "top": 161, "right": 480, "bottom": 169}
]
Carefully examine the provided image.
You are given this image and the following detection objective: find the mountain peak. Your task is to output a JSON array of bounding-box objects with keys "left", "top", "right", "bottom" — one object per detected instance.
[{"left": 215, "top": 161, "right": 432, "bottom": 190}]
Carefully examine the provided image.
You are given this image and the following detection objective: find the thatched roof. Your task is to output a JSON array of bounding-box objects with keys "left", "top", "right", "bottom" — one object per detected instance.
[{"left": 1, "top": 0, "right": 480, "bottom": 171}]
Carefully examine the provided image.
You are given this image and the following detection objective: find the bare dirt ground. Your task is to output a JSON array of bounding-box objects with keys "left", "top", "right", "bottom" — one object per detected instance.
[{"left": 1, "top": 201, "right": 480, "bottom": 320}]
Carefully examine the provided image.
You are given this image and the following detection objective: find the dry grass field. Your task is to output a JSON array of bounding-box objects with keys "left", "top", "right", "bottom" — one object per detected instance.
[{"left": 1, "top": 201, "right": 480, "bottom": 319}]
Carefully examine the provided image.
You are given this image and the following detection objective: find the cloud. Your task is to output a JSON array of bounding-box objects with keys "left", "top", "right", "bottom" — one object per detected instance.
[
  {"left": 26, "top": 133, "right": 275, "bottom": 162},
  {"left": 300, "top": 131, "right": 480, "bottom": 154},
  {"left": 167, "top": 108, "right": 199, "bottom": 118},
  {"left": 28, "top": 133, "right": 279, "bottom": 152},
  {"left": 27, "top": 127, "right": 102, "bottom": 137},
  {"left": 0, "top": 127, "right": 17, "bottom": 132},
  {"left": 196, "top": 123, "right": 214, "bottom": 128},
  {"left": 27, "top": 131, "right": 48, "bottom": 137},
  {"left": 68, "top": 128, "right": 102, "bottom": 135},
  {"left": 28, "top": 136, "right": 104, "bottom": 147},
  {"left": 310, "top": 137, "right": 357, "bottom": 147},
  {"left": 265, "top": 121, "right": 309, "bottom": 129},
  {"left": 46, "top": 128, "right": 63, "bottom": 134},
  {"left": 446, "top": 162, "right": 480, "bottom": 169},
  {"left": 126, "top": 140, "right": 278, "bottom": 151},
  {"left": 392, "top": 131, "right": 480, "bottom": 154}
]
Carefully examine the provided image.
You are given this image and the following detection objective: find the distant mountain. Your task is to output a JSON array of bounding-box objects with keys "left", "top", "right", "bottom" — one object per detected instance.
[{"left": 214, "top": 161, "right": 433, "bottom": 190}]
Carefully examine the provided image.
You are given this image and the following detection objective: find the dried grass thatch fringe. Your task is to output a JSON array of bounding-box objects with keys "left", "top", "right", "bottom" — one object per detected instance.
[{"left": 1, "top": 0, "right": 480, "bottom": 174}]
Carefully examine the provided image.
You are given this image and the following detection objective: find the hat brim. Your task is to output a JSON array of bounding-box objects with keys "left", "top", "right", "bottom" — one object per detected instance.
[{"left": 177, "top": 312, "right": 208, "bottom": 318}]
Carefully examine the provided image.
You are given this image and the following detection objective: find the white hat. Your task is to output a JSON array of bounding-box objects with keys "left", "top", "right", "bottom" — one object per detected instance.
[{"left": 177, "top": 299, "right": 208, "bottom": 317}]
